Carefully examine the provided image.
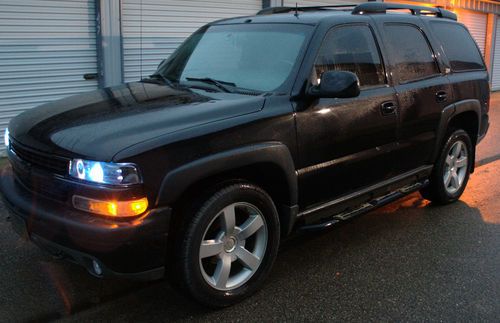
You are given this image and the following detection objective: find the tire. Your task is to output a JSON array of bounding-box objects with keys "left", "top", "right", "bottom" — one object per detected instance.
[
  {"left": 170, "top": 182, "right": 280, "bottom": 308},
  {"left": 420, "top": 129, "right": 473, "bottom": 204}
]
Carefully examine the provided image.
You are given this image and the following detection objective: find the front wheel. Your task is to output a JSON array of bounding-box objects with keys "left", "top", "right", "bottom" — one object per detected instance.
[
  {"left": 420, "top": 129, "right": 473, "bottom": 204},
  {"left": 171, "top": 183, "right": 280, "bottom": 307}
]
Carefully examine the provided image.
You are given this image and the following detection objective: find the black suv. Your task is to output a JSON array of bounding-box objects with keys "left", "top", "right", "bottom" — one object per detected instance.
[{"left": 1, "top": 3, "right": 490, "bottom": 307}]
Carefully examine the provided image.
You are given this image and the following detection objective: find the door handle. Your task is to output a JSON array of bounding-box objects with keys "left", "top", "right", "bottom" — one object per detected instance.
[
  {"left": 436, "top": 91, "right": 447, "bottom": 103},
  {"left": 381, "top": 101, "right": 397, "bottom": 116}
]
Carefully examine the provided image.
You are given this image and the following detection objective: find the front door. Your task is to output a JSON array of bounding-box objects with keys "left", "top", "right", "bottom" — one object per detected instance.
[{"left": 296, "top": 24, "right": 399, "bottom": 208}]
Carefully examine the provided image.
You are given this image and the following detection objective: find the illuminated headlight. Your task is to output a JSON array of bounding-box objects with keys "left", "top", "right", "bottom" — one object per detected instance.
[
  {"left": 4, "top": 128, "right": 9, "bottom": 148},
  {"left": 68, "top": 159, "right": 141, "bottom": 185}
]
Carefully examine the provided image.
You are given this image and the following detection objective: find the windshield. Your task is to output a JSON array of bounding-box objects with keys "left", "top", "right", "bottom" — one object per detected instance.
[{"left": 157, "top": 24, "right": 312, "bottom": 92}]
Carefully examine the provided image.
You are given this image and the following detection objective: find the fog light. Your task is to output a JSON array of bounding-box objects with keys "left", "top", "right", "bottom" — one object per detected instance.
[
  {"left": 92, "top": 260, "right": 103, "bottom": 276},
  {"left": 72, "top": 195, "right": 148, "bottom": 217}
]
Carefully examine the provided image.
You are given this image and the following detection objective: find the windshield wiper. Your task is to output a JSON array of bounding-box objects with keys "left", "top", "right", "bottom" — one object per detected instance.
[
  {"left": 145, "top": 73, "right": 176, "bottom": 87},
  {"left": 185, "top": 77, "right": 235, "bottom": 93}
]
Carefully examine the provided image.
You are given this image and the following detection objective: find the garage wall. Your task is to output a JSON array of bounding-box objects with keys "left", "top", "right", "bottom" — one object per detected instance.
[
  {"left": 282, "top": 0, "right": 363, "bottom": 5},
  {"left": 0, "top": 0, "right": 99, "bottom": 150},
  {"left": 0, "top": 0, "right": 498, "bottom": 154},
  {"left": 491, "top": 18, "right": 500, "bottom": 90},
  {"left": 121, "top": 0, "right": 263, "bottom": 83},
  {"left": 458, "top": 10, "right": 487, "bottom": 56}
]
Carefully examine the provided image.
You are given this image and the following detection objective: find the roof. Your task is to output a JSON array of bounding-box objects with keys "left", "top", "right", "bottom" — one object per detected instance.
[
  {"left": 211, "top": 2, "right": 457, "bottom": 26},
  {"left": 212, "top": 9, "right": 351, "bottom": 26}
]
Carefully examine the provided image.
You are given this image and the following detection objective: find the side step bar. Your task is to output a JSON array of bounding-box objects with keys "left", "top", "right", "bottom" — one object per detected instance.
[{"left": 298, "top": 180, "right": 429, "bottom": 232}]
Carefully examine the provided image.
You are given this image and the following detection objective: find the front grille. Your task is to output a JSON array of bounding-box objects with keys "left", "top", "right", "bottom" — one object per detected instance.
[
  {"left": 9, "top": 141, "right": 71, "bottom": 202},
  {"left": 10, "top": 142, "right": 69, "bottom": 176},
  {"left": 16, "top": 172, "right": 69, "bottom": 201}
]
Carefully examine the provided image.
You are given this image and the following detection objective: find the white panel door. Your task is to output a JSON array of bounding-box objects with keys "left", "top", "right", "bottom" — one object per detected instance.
[
  {"left": 491, "top": 17, "right": 500, "bottom": 90},
  {"left": 0, "top": 0, "right": 99, "bottom": 150},
  {"left": 458, "top": 10, "right": 487, "bottom": 56},
  {"left": 121, "top": 0, "right": 263, "bottom": 82}
]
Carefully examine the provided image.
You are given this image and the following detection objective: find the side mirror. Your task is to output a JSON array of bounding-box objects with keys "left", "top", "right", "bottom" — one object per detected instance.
[{"left": 309, "top": 71, "right": 360, "bottom": 99}]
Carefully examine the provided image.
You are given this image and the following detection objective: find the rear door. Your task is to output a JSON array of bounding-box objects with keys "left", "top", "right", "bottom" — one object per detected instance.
[
  {"left": 425, "top": 20, "right": 489, "bottom": 131},
  {"left": 372, "top": 17, "right": 452, "bottom": 173}
]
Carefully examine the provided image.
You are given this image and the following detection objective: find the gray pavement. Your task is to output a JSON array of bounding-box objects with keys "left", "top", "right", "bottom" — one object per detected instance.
[
  {"left": 477, "top": 92, "right": 500, "bottom": 165},
  {"left": 0, "top": 95, "right": 499, "bottom": 322},
  {"left": 0, "top": 162, "right": 498, "bottom": 322}
]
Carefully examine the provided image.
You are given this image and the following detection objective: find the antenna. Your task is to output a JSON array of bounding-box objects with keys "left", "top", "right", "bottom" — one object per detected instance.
[{"left": 139, "top": 0, "right": 143, "bottom": 80}]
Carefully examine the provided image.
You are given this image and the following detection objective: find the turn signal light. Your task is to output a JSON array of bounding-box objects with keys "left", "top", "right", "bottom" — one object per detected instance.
[{"left": 72, "top": 195, "right": 148, "bottom": 218}]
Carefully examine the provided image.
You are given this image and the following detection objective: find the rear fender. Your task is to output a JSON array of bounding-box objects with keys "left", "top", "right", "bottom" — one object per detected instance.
[
  {"left": 432, "top": 99, "right": 481, "bottom": 172},
  {"left": 432, "top": 99, "right": 481, "bottom": 160}
]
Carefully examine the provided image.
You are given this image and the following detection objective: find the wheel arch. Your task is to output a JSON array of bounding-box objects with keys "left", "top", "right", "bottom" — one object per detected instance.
[
  {"left": 433, "top": 99, "right": 481, "bottom": 172},
  {"left": 156, "top": 142, "right": 299, "bottom": 235}
]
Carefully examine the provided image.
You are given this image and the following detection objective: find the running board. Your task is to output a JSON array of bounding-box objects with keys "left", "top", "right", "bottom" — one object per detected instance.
[{"left": 298, "top": 180, "right": 429, "bottom": 232}]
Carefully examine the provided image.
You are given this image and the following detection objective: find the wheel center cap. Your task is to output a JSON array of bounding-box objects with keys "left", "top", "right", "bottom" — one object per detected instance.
[{"left": 224, "top": 237, "right": 237, "bottom": 253}]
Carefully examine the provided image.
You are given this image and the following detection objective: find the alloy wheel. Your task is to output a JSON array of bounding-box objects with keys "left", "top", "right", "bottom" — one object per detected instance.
[
  {"left": 443, "top": 140, "right": 468, "bottom": 194},
  {"left": 198, "top": 202, "right": 268, "bottom": 291}
]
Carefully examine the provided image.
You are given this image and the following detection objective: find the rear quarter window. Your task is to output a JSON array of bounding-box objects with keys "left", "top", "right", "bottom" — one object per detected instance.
[{"left": 430, "top": 21, "right": 485, "bottom": 72}]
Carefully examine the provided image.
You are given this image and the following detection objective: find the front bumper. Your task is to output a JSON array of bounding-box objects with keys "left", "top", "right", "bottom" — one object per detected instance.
[{"left": 0, "top": 165, "right": 171, "bottom": 281}]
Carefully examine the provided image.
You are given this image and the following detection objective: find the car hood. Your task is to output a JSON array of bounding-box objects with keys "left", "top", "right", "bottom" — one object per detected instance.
[{"left": 9, "top": 82, "right": 265, "bottom": 161}]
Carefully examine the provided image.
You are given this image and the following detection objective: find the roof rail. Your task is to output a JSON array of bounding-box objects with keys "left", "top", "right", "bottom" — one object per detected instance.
[
  {"left": 256, "top": 4, "right": 358, "bottom": 15},
  {"left": 352, "top": 2, "right": 457, "bottom": 21}
]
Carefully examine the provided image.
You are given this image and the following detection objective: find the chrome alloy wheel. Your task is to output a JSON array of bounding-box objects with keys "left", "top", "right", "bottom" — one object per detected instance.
[
  {"left": 443, "top": 140, "right": 468, "bottom": 194},
  {"left": 199, "top": 202, "right": 268, "bottom": 291}
]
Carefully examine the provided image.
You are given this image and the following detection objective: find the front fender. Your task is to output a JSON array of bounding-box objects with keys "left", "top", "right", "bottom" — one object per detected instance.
[{"left": 155, "top": 142, "right": 298, "bottom": 207}]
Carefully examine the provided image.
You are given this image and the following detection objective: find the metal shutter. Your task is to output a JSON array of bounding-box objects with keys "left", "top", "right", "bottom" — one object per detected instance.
[
  {"left": 458, "top": 10, "right": 487, "bottom": 56},
  {"left": 0, "top": 0, "right": 99, "bottom": 150},
  {"left": 283, "top": 0, "right": 363, "bottom": 6},
  {"left": 491, "top": 17, "right": 500, "bottom": 90},
  {"left": 121, "top": 0, "right": 263, "bottom": 83}
]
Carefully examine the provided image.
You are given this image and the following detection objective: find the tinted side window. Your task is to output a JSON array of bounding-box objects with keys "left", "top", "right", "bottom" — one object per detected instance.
[
  {"left": 313, "top": 25, "right": 385, "bottom": 87},
  {"left": 383, "top": 24, "right": 439, "bottom": 83},
  {"left": 430, "top": 21, "right": 485, "bottom": 71}
]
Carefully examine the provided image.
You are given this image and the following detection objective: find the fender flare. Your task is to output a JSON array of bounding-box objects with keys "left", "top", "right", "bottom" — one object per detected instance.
[
  {"left": 155, "top": 142, "right": 298, "bottom": 208},
  {"left": 432, "top": 99, "right": 481, "bottom": 162}
]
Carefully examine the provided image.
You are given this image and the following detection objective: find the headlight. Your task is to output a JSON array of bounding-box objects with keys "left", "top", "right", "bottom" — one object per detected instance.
[
  {"left": 68, "top": 159, "right": 141, "bottom": 185},
  {"left": 4, "top": 128, "right": 9, "bottom": 148}
]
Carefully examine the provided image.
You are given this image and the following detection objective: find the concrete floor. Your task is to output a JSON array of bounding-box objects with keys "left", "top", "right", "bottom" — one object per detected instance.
[
  {"left": 0, "top": 94, "right": 499, "bottom": 322},
  {"left": 476, "top": 92, "right": 500, "bottom": 165}
]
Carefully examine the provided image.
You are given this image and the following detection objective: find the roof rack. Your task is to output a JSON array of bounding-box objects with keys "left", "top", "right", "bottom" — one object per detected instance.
[
  {"left": 257, "top": 2, "right": 457, "bottom": 21},
  {"left": 352, "top": 2, "right": 457, "bottom": 21},
  {"left": 256, "top": 4, "right": 358, "bottom": 16}
]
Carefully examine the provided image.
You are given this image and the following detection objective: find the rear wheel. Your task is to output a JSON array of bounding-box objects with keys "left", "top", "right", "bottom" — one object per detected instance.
[
  {"left": 420, "top": 129, "right": 472, "bottom": 204},
  {"left": 170, "top": 183, "right": 280, "bottom": 307}
]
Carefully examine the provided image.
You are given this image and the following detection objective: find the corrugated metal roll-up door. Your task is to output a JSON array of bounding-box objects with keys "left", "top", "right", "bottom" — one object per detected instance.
[
  {"left": 283, "top": 0, "right": 363, "bottom": 6},
  {"left": 491, "top": 17, "right": 500, "bottom": 90},
  {"left": 0, "top": 0, "right": 99, "bottom": 150},
  {"left": 121, "top": 0, "right": 263, "bottom": 83},
  {"left": 458, "top": 10, "right": 487, "bottom": 56}
]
